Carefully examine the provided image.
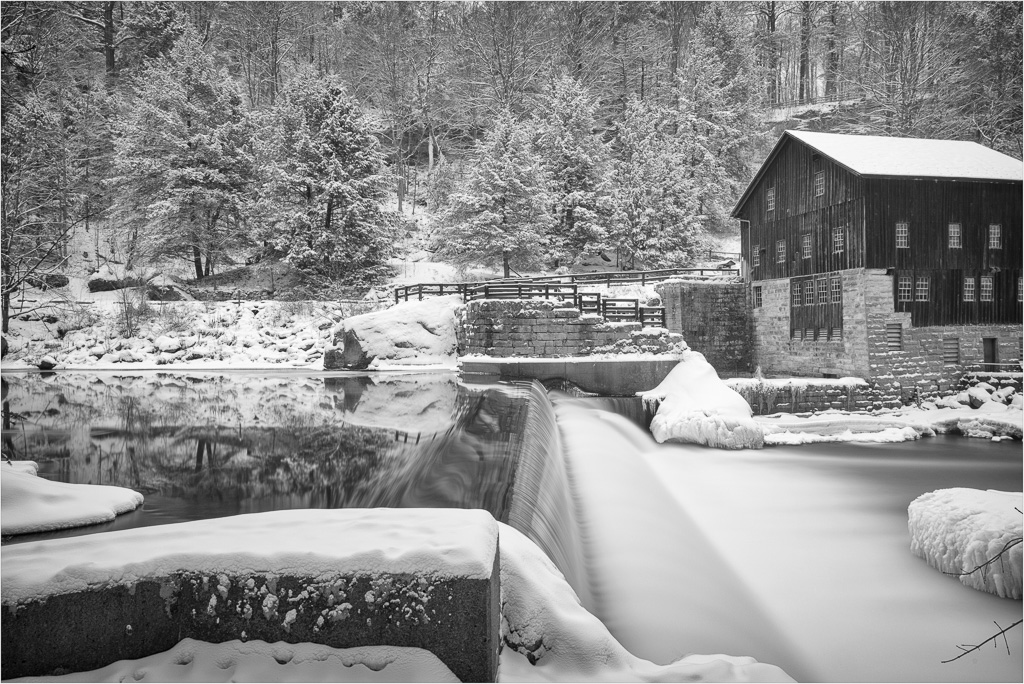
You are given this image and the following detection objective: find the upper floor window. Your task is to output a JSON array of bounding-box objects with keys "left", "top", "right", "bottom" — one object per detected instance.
[
  {"left": 801, "top": 233, "right": 812, "bottom": 259},
  {"left": 1019, "top": 276, "right": 1023, "bottom": 303},
  {"left": 766, "top": 186, "right": 776, "bottom": 214},
  {"left": 989, "top": 224, "right": 1002, "bottom": 249},
  {"left": 897, "top": 275, "right": 913, "bottom": 302},
  {"left": 963, "top": 277, "right": 975, "bottom": 302},
  {"left": 803, "top": 280, "right": 815, "bottom": 305},
  {"left": 948, "top": 223, "right": 961, "bottom": 248},
  {"left": 980, "top": 276, "right": 994, "bottom": 301},
  {"left": 752, "top": 243, "right": 760, "bottom": 267},
  {"left": 832, "top": 226, "right": 844, "bottom": 253},
  {"left": 830, "top": 276, "right": 842, "bottom": 303},
  {"left": 816, "top": 276, "right": 827, "bottom": 304},
  {"left": 915, "top": 276, "right": 929, "bottom": 301},
  {"left": 776, "top": 239, "right": 786, "bottom": 263},
  {"left": 896, "top": 222, "right": 909, "bottom": 249},
  {"left": 753, "top": 285, "right": 763, "bottom": 308},
  {"left": 814, "top": 170, "right": 825, "bottom": 197}
]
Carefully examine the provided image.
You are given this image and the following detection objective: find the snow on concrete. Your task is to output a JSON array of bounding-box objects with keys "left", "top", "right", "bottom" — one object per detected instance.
[
  {"left": 787, "top": 130, "right": 1024, "bottom": 181},
  {"left": 326, "top": 295, "right": 463, "bottom": 369},
  {"left": 497, "top": 523, "right": 793, "bottom": 682},
  {"left": 908, "top": 488, "right": 1023, "bottom": 599},
  {"left": 1, "top": 463, "right": 143, "bottom": 536},
  {"left": 640, "top": 351, "right": 764, "bottom": 449},
  {"left": 1, "top": 508, "right": 497, "bottom": 605},
  {"left": 7, "top": 639, "right": 459, "bottom": 683}
]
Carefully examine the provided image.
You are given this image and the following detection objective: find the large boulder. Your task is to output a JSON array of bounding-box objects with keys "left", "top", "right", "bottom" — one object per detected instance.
[
  {"left": 87, "top": 265, "right": 144, "bottom": 293},
  {"left": 324, "top": 295, "right": 463, "bottom": 370},
  {"left": 25, "top": 273, "right": 69, "bottom": 291}
]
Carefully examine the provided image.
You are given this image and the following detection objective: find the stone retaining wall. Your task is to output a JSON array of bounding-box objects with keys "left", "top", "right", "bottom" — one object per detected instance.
[
  {"left": 656, "top": 281, "right": 753, "bottom": 375},
  {"left": 725, "top": 379, "right": 888, "bottom": 415},
  {"left": 460, "top": 299, "right": 684, "bottom": 358}
]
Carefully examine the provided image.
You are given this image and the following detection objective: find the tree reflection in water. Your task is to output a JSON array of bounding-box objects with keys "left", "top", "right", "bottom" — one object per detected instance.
[{"left": 2, "top": 372, "right": 533, "bottom": 521}]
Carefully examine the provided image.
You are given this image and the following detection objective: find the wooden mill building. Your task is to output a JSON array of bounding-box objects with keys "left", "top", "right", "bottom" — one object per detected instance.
[{"left": 732, "top": 130, "right": 1022, "bottom": 393}]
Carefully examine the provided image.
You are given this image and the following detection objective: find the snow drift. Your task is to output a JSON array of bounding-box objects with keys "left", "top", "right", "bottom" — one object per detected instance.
[
  {"left": 639, "top": 351, "right": 764, "bottom": 449},
  {"left": 324, "top": 295, "right": 463, "bottom": 370},
  {"left": 908, "top": 488, "right": 1023, "bottom": 599},
  {"left": 1, "top": 462, "right": 144, "bottom": 536}
]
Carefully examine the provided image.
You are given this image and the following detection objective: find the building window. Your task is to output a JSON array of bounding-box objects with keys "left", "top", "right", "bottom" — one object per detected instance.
[
  {"left": 915, "top": 276, "right": 929, "bottom": 301},
  {"left": 830, "top": 276, "right": 842, "bottom": 303},
  {"left": 980, "top": 276, "right": 994, "bottom": 301},
  {"left": 802, "top": 233, "right": 812, "bottom": 259},
  {"left": 832, "top": 226, "right": 844, "bottom": 253},
  {"left": 752, "top": 243, "right": 760, "bottom": 266},
  {"left": 817, "top": 276, "right": 827, "bottom": 304},
  {"left": 814, "top": 170, "right": 825, "bottom": 197},
  {"left": 1018, "top": 276, "right": 1022, "bottom": 303},
  {"left": 948, "top": 223, "right": 961, "bottom": 248},
  {"left": 753, "top": 285, "right": 763, "bottom": 308},
  {"left": 885, "top": 323, "right": 903, "bottom": 351},
  {"left": 942, "top": 338, "right": 960, "bottom": 365},
  {"left": 896, "top": 222, "right": 909, "bottom": 249},
  {"left": 776, "top": 239, "right": 786, "bottom": 263},
  {"left": 792, "top": 282, "right": 802, "bottom": 307},
  {"left": 803, "top": 280, "right": 815, "bottom": 305},
  {"left": 963, "top": 277, "right": 975, "bottom": 302},
  {"left": 897, "top": 275, "right": 913, "bottom": 302},
  {"left": 989, "top": 224, "right": 1002, "bottom": 249},
  {"left": 766, "top": 186, "right": 775, "bottom": 214}
]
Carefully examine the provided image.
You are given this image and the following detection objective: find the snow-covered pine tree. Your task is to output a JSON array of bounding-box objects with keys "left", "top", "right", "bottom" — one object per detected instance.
[
  {"left": 261, "top": 71, "right": 398, "bottom": 283},
  {"left": 109, "top": 28, "right": 257, "bottom": 278},
  {"left": 533, "top": 76, "right": 612, "bottom": 266},
  {"left": 436, "top": 111, "right": 553, "bottom": 278}
]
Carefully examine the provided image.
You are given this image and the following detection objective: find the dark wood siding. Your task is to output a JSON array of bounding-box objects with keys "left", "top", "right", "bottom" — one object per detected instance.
[
  {"left": 739, "top": 137, "right": 865, "bottom": 281},
  {"left": 864, "top": 179, "right": 1022, "bottom": 271},
  {"left": 893, "top": 268, "right": 1023, "bottom": 326}
]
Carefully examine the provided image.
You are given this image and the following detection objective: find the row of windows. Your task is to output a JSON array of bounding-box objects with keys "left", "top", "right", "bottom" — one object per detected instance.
[
  {"left": 791, "top": 276, "right": 842, "bottom": 306},
  {"left": 751, "top": 228, "right": 845, "bottom": 266},
  {"left": 897, "top": 275, "right": 1024, "bottom": 302},
  {"left": 765, "top": 170, "right": 826, "bottom": 216},
  {"left": 896, "top": 222, "right": 1002, "bottom": 249}
]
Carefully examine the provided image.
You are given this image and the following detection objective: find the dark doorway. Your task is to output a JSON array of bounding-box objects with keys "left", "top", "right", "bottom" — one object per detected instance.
[{"left": 983, "top": 337, "right": 999, "bottom": 369}]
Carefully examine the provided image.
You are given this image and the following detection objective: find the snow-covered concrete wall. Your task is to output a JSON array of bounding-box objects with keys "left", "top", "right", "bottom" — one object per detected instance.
[
  {"left": 460, "top": 299, "right": 685, "bottom": 358},
  {"left": 656, "top": 281, "right": 753, "bottom": 375},
  {"left": 1, "top": 509, "right": 501, "bottom": 683}
]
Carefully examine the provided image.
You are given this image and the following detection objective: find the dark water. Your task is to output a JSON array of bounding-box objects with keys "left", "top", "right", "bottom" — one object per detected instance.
[{"left": 1, "top": 370, "right": 539, "bottom": 545}]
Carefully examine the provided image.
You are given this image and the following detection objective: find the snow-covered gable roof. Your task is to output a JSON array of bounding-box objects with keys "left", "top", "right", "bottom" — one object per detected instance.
[
  {"left": 787, "top": 131, "right": 1024, "bottom": 181},
  {"left": 732, "top": 131, "right": 1023, "bottom": 218}
]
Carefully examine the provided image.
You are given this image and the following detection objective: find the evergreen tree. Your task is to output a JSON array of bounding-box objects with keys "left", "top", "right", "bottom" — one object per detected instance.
[
  {"left": 436, "top": 111, "right": 553, "bottom": 278},
  {"left": 261, "top": 71, "right": 398, "bottom": 283},
  {"left": 109, "top": 29, "right": 258, "bottom": 277},
  {"left": 533, "top": 76, "right": 612, "bottom": 265}
]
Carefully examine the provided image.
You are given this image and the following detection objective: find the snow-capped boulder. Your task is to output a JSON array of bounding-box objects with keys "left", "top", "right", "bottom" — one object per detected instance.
[
  {"left": 153, "top": 335, "right": 181, "bottom": 353},
  {"left": 967, "top": 385, "right": 993, "bottom": 409},
  {"left": 1011, "top": 395, "right": 1024, "bottom": 410},
  {"left": 908, "top": 488, "right": 1022, "bottom": 599},
  {"left": 37, "top": 356, "right": 57, "bottom": 371},
  {"left": 324, "top": 295, "right": 463, "bottom": 370},
  {"left": 992, "top": 386, "right": 1016, "bottom": 404},
  {"left": 87, "top": 264, "right": 144, "bottom": 292},
  {"left": 640, "top": 350, "right": 764, "bottom": 449}
]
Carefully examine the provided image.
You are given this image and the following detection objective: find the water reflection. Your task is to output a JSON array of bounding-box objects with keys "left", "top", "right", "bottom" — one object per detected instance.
[{"left": 2, "top": 371, "right": 532, "bottom": 544}]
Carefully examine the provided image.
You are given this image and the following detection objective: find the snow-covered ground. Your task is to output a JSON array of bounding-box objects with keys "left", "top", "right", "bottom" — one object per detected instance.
[
  {"left": 909, "top": 488, "right": 1022, "bottom": 599},
  {"left": 2, "top": 461, "right": 143, "bottom": 536}
]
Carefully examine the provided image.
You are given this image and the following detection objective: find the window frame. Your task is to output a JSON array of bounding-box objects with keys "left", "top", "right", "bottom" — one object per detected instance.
[
  {"left": 989, "top": 224, "right": 1002, "bottom": 249},
  {"left": 801, "top": 233, "right": 812, "bottom": 259},
  {"left": 897, "top": 275, "right": 913, "bottom": 302},
  {"left": 791, "top": 282, "right": 802, "bottom": 308},
  {"left": 963, "top": 277, "right": 976, "bottom": 302},
  {"left": 980, "top": 275, "right": 994, "bottom": 302},
  {"left": 915, "top": 276, "right": 929, "bottom": 302},
  {"left": 752, "top": 285, "right": 763, "bottom": 308},
  {"left": 814, "top": 170, "right": 825, "bottom": 197},
  {"left": 895, "top": 222, "right": 909, "bottom": 249},
  {"left": 830, "top": 276, "right": 842, "bottom": 303},
  {"left": 816, "top": 276, "right": 828, "bottom": 304},
  {"left": 948, "top": 223, "right": 961, "bottom": 249},
  {"left": 832, "top": 226, "right": 844, "bottom": 254},
  {"left": 803, "top": 280, "right": 815, "bottom": 306},
  {"left": 751, "top": 243, "right": 760, "bottom": 267},
  {"left": 766, "top": 186, "right": 776, "bottom": 215},
  {"left": 776, "top": 239, "right": 786, "bottom": 263}
]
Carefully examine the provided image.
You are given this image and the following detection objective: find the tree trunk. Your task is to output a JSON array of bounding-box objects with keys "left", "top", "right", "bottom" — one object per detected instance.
[
  {"left": 503, "top": 250, "right": 510, "bottom": 279},
  {"left": 193, "top": 245, "right": 204, "bottom": 280},
  {"left": 103, "top": 1, "right": 116, "bottom": 80},
  {"left": 824, "top": 1, "right": 840, "bottom": 97},
  {"left": 799, "top": 1, "right": 813, "bottom": 103}
]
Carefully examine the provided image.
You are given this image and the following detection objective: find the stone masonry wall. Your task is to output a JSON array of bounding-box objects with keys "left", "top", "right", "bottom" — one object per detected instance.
[
  {"left": 726, "top": 379, "right": 876, "bottom": 415},
  {"left": 655, "top": 281, "right": 753, "bottom": 375},
  {"left": 460, "top": 299, "right": 684, "bottom": 358}
]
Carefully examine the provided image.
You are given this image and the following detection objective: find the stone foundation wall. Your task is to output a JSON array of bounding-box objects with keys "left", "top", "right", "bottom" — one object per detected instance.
[
  {"left": 460, "top": 299, "right": 684, "bottom": 358},
  {"left": 725, "top": 379, "right": 904, "bottom": 414},
  {"left": 655, "top": 281, "right": 753, "bottom": 374}
]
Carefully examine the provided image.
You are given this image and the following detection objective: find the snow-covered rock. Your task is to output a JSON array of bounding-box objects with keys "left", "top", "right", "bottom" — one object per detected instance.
[
  {"left": 153, "top": 335, "right": 181, "bottom": 353},
  {"left": 640, "top": 351, "right": 764, "bottom": 449},
  {"left": 908, "top": 488, "right": 1022, "bottom": 599},
  {"left": 967, "top": 386, "right": 993, "bottom": 409},
  {"left": 1, "top": 463, "right": 143, "bottom": 536},
  {"left": 324, "top": 295, "right": 463, "bottom": 370}
]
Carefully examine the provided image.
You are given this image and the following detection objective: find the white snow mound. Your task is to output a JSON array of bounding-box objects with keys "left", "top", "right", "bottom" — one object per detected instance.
[
  {"left": 1, "top": 464, "right": 143, "bottom": 536},
  {"left": 640, "top": 351, "right": 764, "bottom": 449},
  {"left": 908, "top": 488, "right": 1023, "bottom": 599}
]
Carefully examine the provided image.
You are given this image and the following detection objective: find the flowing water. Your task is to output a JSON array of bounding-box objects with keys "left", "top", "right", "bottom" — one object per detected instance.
[{"left": 2, "top": 371, "right": 1021, "bottom": 682}]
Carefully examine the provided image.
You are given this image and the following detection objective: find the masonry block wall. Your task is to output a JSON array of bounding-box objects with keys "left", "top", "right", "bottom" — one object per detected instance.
[
  {"left": 460, "top": 299, "right": 684, "bottom": 358},
  {"left": 726, "top": 380, "right": 877, "bottom": 415},
  {"left": 655, "top": 281, "right": 753, "bottom": 374}
]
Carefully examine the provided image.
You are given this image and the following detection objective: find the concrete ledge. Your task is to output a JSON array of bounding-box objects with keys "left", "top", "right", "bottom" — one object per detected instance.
[
  {"left": 2, "top": 509, "right": 500, "bottom": 683},
  {"left": 461, "top": 357, "right": 681, "bottom": 396}
]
